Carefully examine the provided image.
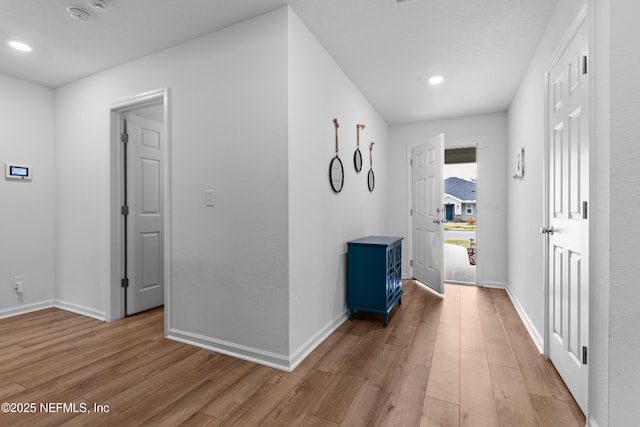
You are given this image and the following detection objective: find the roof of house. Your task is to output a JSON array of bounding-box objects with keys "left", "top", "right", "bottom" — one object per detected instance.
[{"left": 444, "top": 177, "right": 476, "bottom": 202}]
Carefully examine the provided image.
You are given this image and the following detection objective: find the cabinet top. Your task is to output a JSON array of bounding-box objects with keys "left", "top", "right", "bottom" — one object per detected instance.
[{"left": 347, "top": 236, "right": 403, "bottom": 247}]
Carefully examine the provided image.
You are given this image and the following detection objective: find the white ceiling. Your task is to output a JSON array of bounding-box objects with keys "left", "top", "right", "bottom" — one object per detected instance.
[{"left": 0, "top": 0, "right": 558, "bottom": 125}]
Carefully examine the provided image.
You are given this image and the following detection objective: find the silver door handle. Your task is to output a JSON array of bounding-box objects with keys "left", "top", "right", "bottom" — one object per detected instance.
[{"left": 540, "top": 226, "right": 554, "bottom": 235}]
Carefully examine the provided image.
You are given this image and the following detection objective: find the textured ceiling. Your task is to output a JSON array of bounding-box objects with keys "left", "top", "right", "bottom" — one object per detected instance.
[{"left": 0, "top": 0, "right": 558, "bottom": 124}]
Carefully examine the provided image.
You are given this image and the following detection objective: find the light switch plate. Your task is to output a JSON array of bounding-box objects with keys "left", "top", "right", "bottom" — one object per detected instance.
[{"left": 205, "top": 189, "right": 214, "bottom": 207}]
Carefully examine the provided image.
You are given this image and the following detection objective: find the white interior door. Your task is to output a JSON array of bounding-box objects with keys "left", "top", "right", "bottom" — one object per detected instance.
[
  {"left": 411, "top": 134, "right": 444, "bottom": 294},
  {"left": 126, "top": 113, "right": 165, "bottom": 314},
  {"left": 546, "top": 19, "right": 589, "bottom": 414}
]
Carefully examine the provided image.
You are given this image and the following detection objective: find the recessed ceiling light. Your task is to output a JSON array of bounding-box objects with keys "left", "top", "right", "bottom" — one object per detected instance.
[
  {"left": 428, "top": 75, "right": 444, "bottom": 85},
  {"left": 87, "top": 0, "right": 110, "bottom": 12},
  {"left": 67, "top": 6, "right": 92, "bottom": 22},
  {"left": 8, "top": 40, "right": 32, "bottom": 52}
]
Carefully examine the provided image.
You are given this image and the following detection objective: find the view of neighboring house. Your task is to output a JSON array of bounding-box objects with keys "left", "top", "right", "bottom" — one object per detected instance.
[{"left": 444, "top": 177, "right": 476, "bottom": 221}]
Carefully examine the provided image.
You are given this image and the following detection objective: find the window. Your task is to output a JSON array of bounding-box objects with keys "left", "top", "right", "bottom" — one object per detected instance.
[{"left": 466, "top": 204, "right": 473, "bottom": 214}]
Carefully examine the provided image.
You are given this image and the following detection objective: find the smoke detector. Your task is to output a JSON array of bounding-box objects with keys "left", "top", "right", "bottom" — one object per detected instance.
[
  {"left": 67, "top": 6, "right": 92, "bottom": 22},
  {"left": 87, "top": 0, "right": 110, "bottom": 12}
]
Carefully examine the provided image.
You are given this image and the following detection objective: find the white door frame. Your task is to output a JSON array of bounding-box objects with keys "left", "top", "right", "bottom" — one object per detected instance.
[
  {"left": 407, "top": 138, "right": 483, "bottom": 286},
  {"left": 107, "top": 88, "right": 171, "bottom": 336}
]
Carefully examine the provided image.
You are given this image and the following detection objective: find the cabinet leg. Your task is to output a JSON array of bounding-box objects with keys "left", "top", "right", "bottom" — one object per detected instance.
[
  {"left": 383, "top": 314, "right": 388, "bottom": 327},
  {"left": 399, "top": 297, "right": 402, "bottom": 305},
  {"left": 349, "top": 309, "right": 354, "bottom": 321}
]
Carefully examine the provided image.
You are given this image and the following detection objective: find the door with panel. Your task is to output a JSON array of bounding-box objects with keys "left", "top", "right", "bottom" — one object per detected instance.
[
  {"left": 125, "top": 113, "right": 165, "bottom": 315},
  {"left": 411, "top": 134, "right": 444, "bottom": 294},
  {"left": 545, "top": 18, "right": 589, "bottom": 414}
]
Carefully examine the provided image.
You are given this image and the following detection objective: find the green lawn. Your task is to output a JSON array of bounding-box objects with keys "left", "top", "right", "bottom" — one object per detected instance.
[
  {"left": 443, "top": 224, "right": 476, "bottom": 231},
  {"left": 445, "top": 238, "right": 471, "bottom": 249}
]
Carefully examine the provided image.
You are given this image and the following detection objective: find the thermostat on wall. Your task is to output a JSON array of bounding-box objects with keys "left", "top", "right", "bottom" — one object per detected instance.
[{"left": 5, "top": 162, "right": 32, "bottom": 180}]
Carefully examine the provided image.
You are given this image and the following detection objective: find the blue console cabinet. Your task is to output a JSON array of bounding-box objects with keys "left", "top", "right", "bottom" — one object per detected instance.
[{"left": 347, "top": 236, "right": 403, "bottom": 327}]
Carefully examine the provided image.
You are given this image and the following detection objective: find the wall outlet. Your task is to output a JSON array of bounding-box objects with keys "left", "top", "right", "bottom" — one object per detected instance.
[{"left": 13, "top": 275, "right": 24, "bottom": 293}]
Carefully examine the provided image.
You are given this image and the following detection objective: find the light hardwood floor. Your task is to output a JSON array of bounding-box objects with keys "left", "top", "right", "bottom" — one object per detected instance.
[{"left": 0, "top": 281, "right": 585, "bottom": 426}]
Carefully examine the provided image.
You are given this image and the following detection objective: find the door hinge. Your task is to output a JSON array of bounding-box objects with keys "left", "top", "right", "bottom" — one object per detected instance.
[
  {"left": 410, "top": 209, "right": 413, "bottom": 216},
  {"left": 121, "top": 132, "right": 129, "bottom": 144},
  {"left": 582, "top": 346, "right": 588, "bottom": 365},
  {"left": 410, "top": 158, "right": 413, "bottom": 167},
  {"left": 121, "top": 205, "right": 129, "bottom": 216},
  {"left": 582, "top": 55, "right": 588, "bottom": 75},
  {"left": 410, "top": 259, "right": 413, "bottom": 266},
  {"left": 583, "top": 201, "right": 588, "bottom": 219},
  {"left": 121, "top": 278, "right": 129, "bottom": 288}
]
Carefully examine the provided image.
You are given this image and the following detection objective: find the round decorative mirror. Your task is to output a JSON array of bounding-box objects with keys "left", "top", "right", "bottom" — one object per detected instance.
[
  {"left": 329, "top": 118, "right": 344, "bottom": 193},
  {"left": 330, "top": 156, "right": 344, "bottom": 193},
  {"left": 368, "top": 141, "right": 375, "bottom": 192},
  {"left": 354, "top": 149, "right": 362, "bottom": 173}
]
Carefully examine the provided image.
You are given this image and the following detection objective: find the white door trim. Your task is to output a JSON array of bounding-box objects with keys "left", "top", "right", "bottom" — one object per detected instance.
[{"left": 107, "top": 88, "right": 171, "bottom": 337}]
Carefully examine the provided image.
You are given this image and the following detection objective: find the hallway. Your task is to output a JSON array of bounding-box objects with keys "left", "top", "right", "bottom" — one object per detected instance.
[{"left": 0, "top": 281, "right": 584, "bottom": 426}]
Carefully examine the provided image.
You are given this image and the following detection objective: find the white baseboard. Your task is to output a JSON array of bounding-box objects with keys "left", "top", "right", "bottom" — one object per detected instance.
[
  {"left": 0, "top": 300, "right": 56, "bottom": 320},
  {"left": 0, "top": 299, "right": 106, "bottom": 322},
  {"left": 481, "top": 281, "right": 507, "bottom": 289},
  {"left": 169, "top": 312, "right": 348, "bottom": 373},
  {"left": 505, "top": 287, "right": 544, "bottom": 353},
  {"left": 288, "top": 312, "right": 348, "bottom": 371},
  {"left": 53, "top": 300, "right": 106, "bottom": 321},
  {"left": 167, "top": 328, "right": 292, "bottom": 372}
]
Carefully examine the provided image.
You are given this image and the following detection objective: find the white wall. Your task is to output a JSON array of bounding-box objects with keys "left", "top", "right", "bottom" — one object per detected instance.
[
  {"left": 55, "top": 9, "right": 291, "bottom": 360},
  {"left": 388, "top": 112, "right": 508, "bottom": 287},
  {"left": 506, "top": 0, "right": 585, "bottom": 347},
  {"left": 609, "top": 1, "right": 640, "bottom": 424},
  {"left": 0, "top": 73, "right": 56, "bottom": 317},
  {"left": 287, "top": 10, "right": 390, "bottom": 360}
]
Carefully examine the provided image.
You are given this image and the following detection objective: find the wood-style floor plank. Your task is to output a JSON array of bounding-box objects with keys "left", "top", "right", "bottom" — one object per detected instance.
[
  {"left": 300, "top": 414, "right": 339, "bottom": 427},
  {"left": 459, "top": 345, "right": 499, "bottom": 426},
  {"left": 479, "top": 310, "right": 519, "bottom": 369},
  {"left": 422, "top": 397, "right": 460, "bottom": 427},
  {"left": 379, "top": 362, "right": 429, "bottom": 427},
  {"left": 405, "top": 293, "right": 443, "bottom": 366},
  {"left": 201, "top": 364, "right": 275, "bottom": 419},
  {"left": 425, "top": 322, "right": 460, "bottom": 404},
  {"left": 139, "top": 380, "right": 228, "bottom": 426},
  {"left": 0, "top": 282, "right": 585, "bottom": 427},
  {"left": 179, "top": 411, "right": 223, "bottom": 427},
  {"left": 489, "top": 364, "right": 538, "bottom": 427},
  {"left": 459, "top": 286, "right": 485, "bottom": 349},
  {"left": 310, "top": 372, "right": 364, "bottom": 423}
]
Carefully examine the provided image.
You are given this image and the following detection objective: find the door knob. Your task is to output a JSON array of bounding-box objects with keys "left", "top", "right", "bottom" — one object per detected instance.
[{"left": 540, "top": 225, "right": 554, "bottom": 235}]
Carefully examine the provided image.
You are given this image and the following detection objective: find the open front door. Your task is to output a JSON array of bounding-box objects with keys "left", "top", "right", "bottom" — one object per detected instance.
[{"left": 411, "top": 134, "right": 444, "bottom": 293}]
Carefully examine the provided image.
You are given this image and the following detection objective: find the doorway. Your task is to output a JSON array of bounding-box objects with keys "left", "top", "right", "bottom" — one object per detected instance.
[
  {"left": 108, "top": 89, "right": 170, "bottom": 330},
  {"left": 443, "top": 146, "right": 477, "bottom": 285}
]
